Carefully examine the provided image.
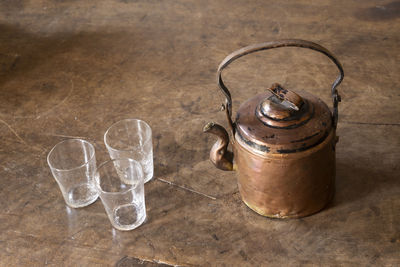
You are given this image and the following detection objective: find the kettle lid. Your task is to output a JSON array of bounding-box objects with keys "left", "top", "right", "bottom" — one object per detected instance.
[{"left": 235, "top": 83, "right": 333, "bottom": 154}]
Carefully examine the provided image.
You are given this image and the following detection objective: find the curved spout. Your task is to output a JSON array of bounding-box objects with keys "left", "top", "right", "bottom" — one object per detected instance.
[{"left": 203, "top": 122, "right": 234, "bottom": 171}]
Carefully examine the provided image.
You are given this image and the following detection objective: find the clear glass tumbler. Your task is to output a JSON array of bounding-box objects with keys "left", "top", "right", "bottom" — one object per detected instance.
[
  {"left": 104, "top": 119, "right": 153, "bottom": 183},
  {"left": 95, "top": 158, "right": 146, "bottom": 231},
  {"left": 47, "top": 139, "right": 98, "bottom": 208}
]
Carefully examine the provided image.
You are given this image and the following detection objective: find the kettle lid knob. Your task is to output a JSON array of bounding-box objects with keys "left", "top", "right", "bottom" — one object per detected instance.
[
  {"left": 260, "top": 83, "right": 304, "bottom": 120},
  {"left": 255, "top": 83, "right": 314, "bottom": 129}
]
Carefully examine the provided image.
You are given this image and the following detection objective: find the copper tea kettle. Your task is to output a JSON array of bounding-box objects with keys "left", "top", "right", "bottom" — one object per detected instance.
[{"left": 204, "top": 39, "right": 344, "bottom": 218}]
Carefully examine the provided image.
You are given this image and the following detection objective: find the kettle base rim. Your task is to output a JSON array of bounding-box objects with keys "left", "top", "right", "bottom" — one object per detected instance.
[{"left": 241, "top": 189, "right": 335, "bottom": 219}]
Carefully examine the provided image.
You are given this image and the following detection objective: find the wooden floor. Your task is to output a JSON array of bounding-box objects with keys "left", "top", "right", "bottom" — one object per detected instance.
[{"left": 0, "top": 0, "right": 399, "bottom": 266}]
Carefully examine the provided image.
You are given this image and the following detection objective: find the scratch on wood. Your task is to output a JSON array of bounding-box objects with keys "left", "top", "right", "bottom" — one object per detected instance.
[
  {"left": 0, "top": 118, "right": 28, "bottom": 145},
  {"left": 35, "top": 78, "right": 74, "bottom": 119},
  {"left": 0, "top": 118, "right": 45, "bottom": 154},
  {"left": 11, "top": 230, "right": 40, "bottom": 239},
  {"left": 156, "top": 178, "right": 217, "bottom": 200},
  {"left": 0, "top": 74, "right": 75, "bottom": 120},
  {"left": 45, "top": 133, "right": 87, "bottom": 139}
]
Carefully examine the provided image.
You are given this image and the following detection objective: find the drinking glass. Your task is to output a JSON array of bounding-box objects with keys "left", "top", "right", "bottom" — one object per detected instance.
[
  {"left": 47, "top": 139, "right": 98, "bottom": 208},
  {"left": 104, "top": 119, "right": 153, "bottom": 183},
  {"left": 95, "top": 158, "right": 146, "bottom": 231}
]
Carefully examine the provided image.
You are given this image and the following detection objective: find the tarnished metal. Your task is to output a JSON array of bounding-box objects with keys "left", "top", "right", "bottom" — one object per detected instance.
[
  {"left": 234, "top": 130, "right": 336, "bottom": 218},
  {"left": 204, "top": 39, "right": 344, "bottom": 218},
  {"left": 203, "top": 122, "right": 234, "bottom": 171},
  {"left": 264, "top": 83, "right": 304, "bottom": 115},
  {"left": 237, "top": 89, "right": 331, "bottom": 154},
  {"left": 217, "top": 39, "right": 343, "bottom": 133}
]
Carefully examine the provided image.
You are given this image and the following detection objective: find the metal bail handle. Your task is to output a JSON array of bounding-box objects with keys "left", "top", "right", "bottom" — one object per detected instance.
[{"left": 217, "top": 39, "right": 344, "bottom": 133}]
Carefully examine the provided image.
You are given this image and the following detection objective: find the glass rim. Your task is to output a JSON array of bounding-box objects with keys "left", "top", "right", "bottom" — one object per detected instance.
[
  {"left": 104, "top": 118, "right": 152, "bottom": 152},
  {"left": 94, "top": 158, "right": 143, "bottom": 195},
  {"left": 47, "top": 138, "right": 95, "bottom": 172}
]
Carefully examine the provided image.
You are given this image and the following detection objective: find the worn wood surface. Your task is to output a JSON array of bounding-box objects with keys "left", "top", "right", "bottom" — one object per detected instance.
[{"left": 0, "top": 0, "right": 399, "bottom": 266}]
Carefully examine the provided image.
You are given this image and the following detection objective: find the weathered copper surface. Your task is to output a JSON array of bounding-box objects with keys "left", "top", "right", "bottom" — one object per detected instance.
[
  {"left": 0, "top": 0, "right": 399, "bottom": 266},
  {"left": 261, "top": 83, "right": 305, "bottom": 120},
  {"left": 203, "top": 122, "right": 233, "bottom": 171},
  {"left": 205, "top": 40, "right": 341, "bottom": 218},
  {"left": 234, "top": 130, "right": 336, "bottom": 218},
  {"left": 216, "top": 39, "right": 344, "bottom": 133},
  {"left": 237, "top": 90, "right": 332, "bottom": 153}
]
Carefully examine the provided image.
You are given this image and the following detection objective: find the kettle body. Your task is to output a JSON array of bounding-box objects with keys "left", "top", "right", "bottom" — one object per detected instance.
[
  {"left": 204, "top": 39, "right": 343, "bottom": 218},
  {"left": 233, "top": 124, "right": 336, "bottom": 218}
]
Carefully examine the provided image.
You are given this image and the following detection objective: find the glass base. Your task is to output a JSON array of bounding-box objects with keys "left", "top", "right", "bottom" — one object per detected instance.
[
  {"left": 110, "top": 203, "right": 146, "bottom": 231},
  {"left": 64, "top": 184, "right": 98, "bottom": 208}
]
